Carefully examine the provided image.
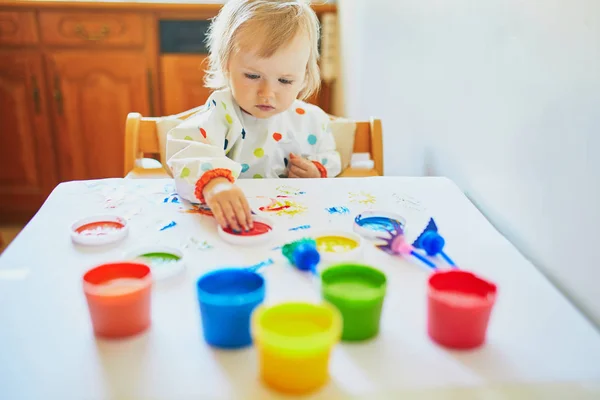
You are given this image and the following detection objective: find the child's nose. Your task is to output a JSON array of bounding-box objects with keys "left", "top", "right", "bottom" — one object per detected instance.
[{"left": 258, "top": 80, "right": 275, "bottom": 99}]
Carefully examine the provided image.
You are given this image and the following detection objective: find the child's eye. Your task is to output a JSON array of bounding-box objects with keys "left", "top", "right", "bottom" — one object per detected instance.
[
  {"left": 279, "top": 78, "right": 293, "bottom": 85},
  {"left": 244, "top": 73, "right": 260, "bottom": 80}
]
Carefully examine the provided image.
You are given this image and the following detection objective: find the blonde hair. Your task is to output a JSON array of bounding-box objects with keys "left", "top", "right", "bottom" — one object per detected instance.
[{"left": 205, "top": 0, "right": 321, "bottom": 100}]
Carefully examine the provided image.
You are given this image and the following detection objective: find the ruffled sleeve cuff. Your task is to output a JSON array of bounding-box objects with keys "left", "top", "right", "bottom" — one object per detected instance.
[
  {"left": 194, "top": 168, "right": 235, "bottom": 203},
  {"left": 312, "top": 161, "right": 328, "bottom": 178}
]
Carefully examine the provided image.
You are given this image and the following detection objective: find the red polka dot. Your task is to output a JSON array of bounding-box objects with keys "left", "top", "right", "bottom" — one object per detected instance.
[
  {"left": 199, "top": 127, "right": 207, "bottom": 138},
  {"left": 295, "top": 108, "right": 306, "bottom": 115},
  {"left": 273, "top": 132, "right": 282, "bottom": 141}
]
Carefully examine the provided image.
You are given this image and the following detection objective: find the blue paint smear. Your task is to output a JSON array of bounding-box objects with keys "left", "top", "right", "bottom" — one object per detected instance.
[
  {"left": 356, "top": 216, "right": 400, "bottom": 233},
  {"left": 326, "top": 206, "right": 349, "bottom": 215},
  {"left": 247, "top": 258, "right": 274, "bottom": 272},
  {"left": 289, "top": 225, "right": 311, "bottom": 231},
  {"left": 159, "top": 221, "right": 177, "bottom": 231}
]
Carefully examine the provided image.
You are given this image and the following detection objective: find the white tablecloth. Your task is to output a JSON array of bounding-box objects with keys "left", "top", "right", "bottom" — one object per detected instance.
[{"left": 1, "top": 177, "right": 599, "bottom": 399}]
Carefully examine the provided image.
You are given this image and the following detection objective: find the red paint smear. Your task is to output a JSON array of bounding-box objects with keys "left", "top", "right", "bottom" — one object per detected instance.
[
  {"left": 223, "top": 221, "right": 272, "bottom": 236},
  {"left": 260, "top": 204, "right": 290, "bottom": 212},
  {"left": 75, "top": 221, "right": 124, "bottom": 235}
]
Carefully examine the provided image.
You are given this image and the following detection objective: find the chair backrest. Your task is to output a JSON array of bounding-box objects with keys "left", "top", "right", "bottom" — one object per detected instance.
[{"left": 124, "top": 111, "right": 383, "bottom": 176}]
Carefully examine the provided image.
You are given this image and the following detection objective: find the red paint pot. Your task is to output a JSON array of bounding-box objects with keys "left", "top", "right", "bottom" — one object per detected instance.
[
  {"left": 83, "top": 262, "right": 152, "bottom": 339},
  {"left": 427, "top": 270, "right": 497, "bottom": 350}
]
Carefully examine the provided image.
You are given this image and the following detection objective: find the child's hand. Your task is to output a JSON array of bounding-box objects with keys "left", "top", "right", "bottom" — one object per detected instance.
[
  {"left": 288, "top": 153, "right": 321, "bottom": 178},
  {"left": 203, "top": 178, "right": 253, "bottom": 231}
]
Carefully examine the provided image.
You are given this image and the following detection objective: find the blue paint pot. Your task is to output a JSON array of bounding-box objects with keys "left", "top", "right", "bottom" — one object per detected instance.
[
  {"left": 197, "top": 268, "right": 265, "bottom": 349},
  {"left": 353, "top": 211, "right": 406, "bottom": 240}
]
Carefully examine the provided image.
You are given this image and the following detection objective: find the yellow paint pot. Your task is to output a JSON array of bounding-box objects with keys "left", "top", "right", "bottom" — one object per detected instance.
[
  {"left": 314, "top": 231, "right": 364, "bottom": 263},
  {"left": 251, "top": 302, "right": 342, "bottom": 395}
]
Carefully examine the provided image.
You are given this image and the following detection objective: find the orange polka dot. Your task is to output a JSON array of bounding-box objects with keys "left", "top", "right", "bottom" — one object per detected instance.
[
  {"left": 295, "top": 108, "right": 306, "bottom": 115},
  {"left": 273, "top": 132, "right": 282, "bottom": 142},
  {"left": 199, "top": 128, "right": 207, "bottom": 138}
]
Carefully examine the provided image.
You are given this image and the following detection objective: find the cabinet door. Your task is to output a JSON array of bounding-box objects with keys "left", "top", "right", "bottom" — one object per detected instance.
[
  {"left": 161, "top": 54, "right": 211, "bottom": 116},
  {"left": 47, "top": 51, "right": 150, "bottom": 180},
  {"left": 0, "top": 51, "right": 57, "bottom": 222}
]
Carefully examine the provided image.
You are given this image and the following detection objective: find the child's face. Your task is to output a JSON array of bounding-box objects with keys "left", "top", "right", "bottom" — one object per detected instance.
[{"left": 228, "top": 32, "right": 310, "bottom": 119}]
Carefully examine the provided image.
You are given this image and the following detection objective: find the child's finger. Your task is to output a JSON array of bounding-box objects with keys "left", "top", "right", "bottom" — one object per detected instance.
[
  {"left": 239, "top": 197, "right": 254, "bottom": 230},
  {"left": 209, "top": 202, "right": 228, "bottom": 228},
  {"left": 289, "top": 158, "right": 309, "bottom": 171},
  {"left": 289, "top": 165, "right": 304, "bottom": 177},
  {"left": 234, "top": 199, "right": 250, "bottom": 231},
  {"left": 221, "top": 201, "right": 241, "bottom": 232}
]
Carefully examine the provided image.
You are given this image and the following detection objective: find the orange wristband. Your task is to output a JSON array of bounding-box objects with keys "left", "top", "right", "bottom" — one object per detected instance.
[
  {"left": 312, "top": 161, "right": 328, "bottom": 178},
  {"left": 194, "top": 168, "right": 235, "bottom": 203}
]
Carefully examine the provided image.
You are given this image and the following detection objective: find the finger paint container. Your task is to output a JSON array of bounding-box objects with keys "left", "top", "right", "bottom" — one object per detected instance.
[
  {"left": 252, "top": 302, "right": 341, "bottom": 394},
  {"left": 83, "top": 262, "right": 152, "bottom": 338},
  {"left": 197, "top": 268, "right": 265, "bottom": 348},
  {"left": 321, "top": 263, "right": 387, "bottom": 341},
  {"left": 427, "top": 270, "right": 497, "bottom": 349}
]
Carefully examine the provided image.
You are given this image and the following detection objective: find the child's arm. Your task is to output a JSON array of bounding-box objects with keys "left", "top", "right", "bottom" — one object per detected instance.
[{"left": 166, "top": 102, "right": 252, "bottom": 230}]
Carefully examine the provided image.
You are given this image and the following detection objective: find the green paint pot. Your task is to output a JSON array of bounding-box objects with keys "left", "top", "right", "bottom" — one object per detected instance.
[
  {"left": 126, "top": 246, "right": 185, "bottom": 281},
  {"left": 321, "top": 263, "right": 387, "bottom": 341}
]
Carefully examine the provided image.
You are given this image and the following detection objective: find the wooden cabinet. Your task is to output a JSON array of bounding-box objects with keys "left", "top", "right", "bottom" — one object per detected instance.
[
  {"left": 38, "top": 12, "right": 145, "bottom": 47},
  {"left": 161, "top": 54, "right": 211, "bottom": 116},
  {"left": 47, "top": 51, "right": 151, "bottom": 180},
  {"left": 0, "top": 51, "right": 57, "bottom": 222},
  {"left": 0, "top": 11, "right": 39, "bottom": 46}
]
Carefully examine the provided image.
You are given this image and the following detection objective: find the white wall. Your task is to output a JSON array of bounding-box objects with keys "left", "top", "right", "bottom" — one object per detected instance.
[{"left": 337, "top": 0, "right": 600, "bottom": 326}]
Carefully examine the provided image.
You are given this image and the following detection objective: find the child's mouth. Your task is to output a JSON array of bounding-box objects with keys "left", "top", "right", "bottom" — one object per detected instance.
[{"left": 256, "top": 105, "right": 275, "bottom": 112}]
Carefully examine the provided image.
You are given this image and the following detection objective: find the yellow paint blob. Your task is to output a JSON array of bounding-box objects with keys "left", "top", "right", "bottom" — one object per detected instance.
[{"left": 316, "top": 236, "right": 358, "bottom": 253}]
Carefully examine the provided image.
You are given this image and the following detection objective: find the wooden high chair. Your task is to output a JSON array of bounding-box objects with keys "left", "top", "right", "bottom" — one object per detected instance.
[{"left": 124, "top": 108, "right": 383, "bottom": 178}]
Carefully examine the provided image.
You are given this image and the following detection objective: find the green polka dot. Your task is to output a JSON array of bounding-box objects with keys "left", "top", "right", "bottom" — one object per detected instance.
[
  {"left": 201, "top": 163, "right": 213, "bottom": 171},
  {"left": 308, "top": 134, "right": 317, "bottom": 145},
  {"left": 183, "top": 136, "right": 194, "bottom": 141},
  {"left": 254, "top": 148, "right": 264, "bottom": 158},
  {"left": 253, "top": 174, "right": 263, "bottom": 179},
  {"left": 221, "top": 101, "right": 227, "bottom": 110},
  {"left": 180, "top": 167, "right": 190, "bottom": 178},
  {"left": 225, "top": 114, "right": 233, "bottom": 124}
]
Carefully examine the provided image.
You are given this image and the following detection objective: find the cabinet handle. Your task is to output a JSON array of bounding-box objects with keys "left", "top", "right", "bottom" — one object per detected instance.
[
  {"left": 147, "top": 69, "right": 155, "bottom": 116},
  {"left": 53, "top": 75, "right": 64, "bottom": 115},
  {"left": 32, "top": 76, "right": 41, "bottom": 114},
  {"left": 74, "top": 24, "right": 110, "bottom": 41}
]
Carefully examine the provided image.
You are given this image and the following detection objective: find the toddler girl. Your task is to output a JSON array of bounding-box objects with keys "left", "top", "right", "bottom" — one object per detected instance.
[{"left": 166, "top": 0, "right": 341, "bottom": 232}]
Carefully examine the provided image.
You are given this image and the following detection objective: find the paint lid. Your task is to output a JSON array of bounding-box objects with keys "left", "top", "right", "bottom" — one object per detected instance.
[
  {"left": 125, "top": 245, "right": 185, "bottom": 281},
  {"left": 71, "top": 215, "right": 128, "bottom": 246},
  {"left": 218, "top": 216, "right": 275, "bottom": 246},
  {"left": 313, "top": 230, "right": 363, "bottom": 263},
  {"left": 353, "top": 211, "right": 406, "bottom": 241}
]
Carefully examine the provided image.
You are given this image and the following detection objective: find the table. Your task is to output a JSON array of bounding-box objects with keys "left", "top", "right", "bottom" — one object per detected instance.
[{"left": 1, "top": 177, "right": 599, "bottom": 399}]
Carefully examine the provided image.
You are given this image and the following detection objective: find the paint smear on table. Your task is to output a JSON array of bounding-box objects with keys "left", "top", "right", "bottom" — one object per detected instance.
[
  {"left": 348, "top": 191, "right": 377, "bottom": 205},
  {"left": 276, "top": 185, "right": 306, "bottom": 196},
  {"left": 289, "top": 225, "right": 311, "bottom": 231},
  {"left": 247, "top": 258, "right": 274, "bottom": 272},
  {"left": 392, "top": 192, "right": 425, "bottom": 211},
  {"left": 182, "top": 204, "right": 214, "bottom": 217},
  {"left": 163, "top": 194, "right": 181, "bottom": 204},
  {"left": 316, "top": 236, "right": 359, "bottom": 253},
  {"left": 326, "top": 206, "right": 350, "bottom": 215},
  {"left": 182, "top": 237, "right": 213, "bottom": 250},
  {"left": 258, "top": 197, "right": 307, "bottom": 217},
  {"left": 159, "top": 221, "right": 177, "bottom": 231}
]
